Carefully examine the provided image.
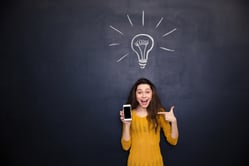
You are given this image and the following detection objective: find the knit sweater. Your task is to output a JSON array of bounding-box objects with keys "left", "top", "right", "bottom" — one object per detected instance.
[{"left": 121, "top": 110, "right": 178, "bottom": 166}]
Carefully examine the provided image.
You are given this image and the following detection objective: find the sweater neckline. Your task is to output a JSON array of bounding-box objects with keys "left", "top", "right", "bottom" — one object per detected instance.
[{"left": 133, "top": 110, "right": 147, "bottom": 118}]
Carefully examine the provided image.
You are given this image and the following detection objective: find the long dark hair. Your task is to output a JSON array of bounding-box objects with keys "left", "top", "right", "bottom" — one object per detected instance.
[{"left": 126, "top": 78, "right": 164, "bottom": 130}]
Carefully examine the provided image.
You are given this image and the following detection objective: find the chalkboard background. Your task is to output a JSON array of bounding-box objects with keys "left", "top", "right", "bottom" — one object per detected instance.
[{"left": 2, "top": 0, "right": 249, "bottom": 165}]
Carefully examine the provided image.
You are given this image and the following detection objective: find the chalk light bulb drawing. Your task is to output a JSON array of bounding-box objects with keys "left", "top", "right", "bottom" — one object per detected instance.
[
  {"left": 131, "top": 34, "right": 154, "bottom": 69},
  {"left": 109, "top": 10, "right": 176, "bottom": 69}
]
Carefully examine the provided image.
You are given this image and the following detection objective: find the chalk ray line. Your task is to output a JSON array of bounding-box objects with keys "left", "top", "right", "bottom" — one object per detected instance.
[
  {"left": 109, "top": 25, "right": 124, "bottom": 35},
  {"left": 142, "top": 10, "right": 144, "bottom": 26},
  {"left": 109, "top": 43, "right": 120, "bottom": 46},
  {"left": 160, "top": 47, "right": 175, "bottom": 52},
  {"left": 162, "top": 28, "right": 177, "bottom": 37},
  {"left": 155, "top": 17, "right": 164, "bottom": 29},
  {"left": 126, "top": 15, "right": 133, "bottom": 27},
  {"left": 116, "top": 53, "right": 129, "bottom": 62}
]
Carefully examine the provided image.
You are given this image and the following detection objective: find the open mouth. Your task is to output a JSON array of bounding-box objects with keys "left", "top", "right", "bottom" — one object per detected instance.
[{"left": 140, "top": 99, "right": 149, "bottom": 106}]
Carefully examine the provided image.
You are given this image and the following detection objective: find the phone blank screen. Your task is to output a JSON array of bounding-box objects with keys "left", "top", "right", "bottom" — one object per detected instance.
[{"left": 124, "top": 106, "right": 131, "bottom": 119}]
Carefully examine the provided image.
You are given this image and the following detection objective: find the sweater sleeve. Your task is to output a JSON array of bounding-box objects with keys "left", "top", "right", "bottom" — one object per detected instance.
[
  {"left": 121, "top": 124, "right": 131, "bottom": 151},
  {"left": 158, "top": 114, "right": 178, "bottom": 145},
  {"left": 121, "top": 137, "right": 131, "bottom": 151}
]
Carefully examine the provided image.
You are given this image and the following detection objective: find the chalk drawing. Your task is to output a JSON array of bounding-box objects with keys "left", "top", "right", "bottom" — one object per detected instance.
[
  {"left": 131, "top": 34, "right": 154, "bottom": 69},
  {"left": 116, "top": 53, "right": 129, "bottom": 63},
  {"left": 126, "top": 14, "right": 133, "bottom": 27},
  {"left": 155, "top": 17, "right": 164, "bottom": 29},
  {"left": 142, "top": 10, "right": 145, "bottom": 27},
  {"left": 109, "top": 25, "right": 124, "bottom": 35},
  {"left": 162, "top": 28, "right": 177, "bottom": 37},
  {"left": 109, "top": 10, "right": 176, "bottom": 69}
]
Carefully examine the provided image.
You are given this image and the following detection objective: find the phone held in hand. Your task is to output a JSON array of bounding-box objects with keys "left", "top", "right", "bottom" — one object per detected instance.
[{"left": 123, "top": 104, "right": 132, "bottom": 121}]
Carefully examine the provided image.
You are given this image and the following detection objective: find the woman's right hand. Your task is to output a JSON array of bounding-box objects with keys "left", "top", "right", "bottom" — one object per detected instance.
[{"left": 120, "top": 110, "right": 131, "bottom": 125}]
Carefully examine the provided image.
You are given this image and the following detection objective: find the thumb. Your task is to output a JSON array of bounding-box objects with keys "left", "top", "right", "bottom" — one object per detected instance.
[{"left": 170, "top": 106, "right": 175, "bottom": 112}]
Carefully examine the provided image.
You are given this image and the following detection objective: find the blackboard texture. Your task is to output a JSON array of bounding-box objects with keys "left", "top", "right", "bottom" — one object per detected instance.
[{"left": 2, "top": 0, "right": 249, "bottom": 166}]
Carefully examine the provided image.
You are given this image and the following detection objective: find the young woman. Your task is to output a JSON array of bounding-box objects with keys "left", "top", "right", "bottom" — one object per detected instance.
[{"left": 120, "top": 78, "right": 179, "bottom": 166}]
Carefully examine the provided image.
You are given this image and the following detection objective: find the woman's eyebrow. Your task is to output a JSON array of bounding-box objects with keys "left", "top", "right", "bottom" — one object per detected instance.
[{"left": 136, "top": 88, "right": 151, "bottom": 91}]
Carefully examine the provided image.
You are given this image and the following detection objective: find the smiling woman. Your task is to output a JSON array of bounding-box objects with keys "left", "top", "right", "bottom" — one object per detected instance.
[{"left": 119, "top": 78, "right": 179, "bottom": 166}]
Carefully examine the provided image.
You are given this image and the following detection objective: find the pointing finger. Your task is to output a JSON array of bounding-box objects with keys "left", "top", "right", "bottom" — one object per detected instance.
[{"left": 157, "top": 112, "right": 166, "bottom": 115}]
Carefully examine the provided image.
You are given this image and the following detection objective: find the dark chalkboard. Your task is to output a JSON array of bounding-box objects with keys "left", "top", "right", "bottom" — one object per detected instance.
[{"left": 2, "top": 0, "right": 249, "bottom": 165}]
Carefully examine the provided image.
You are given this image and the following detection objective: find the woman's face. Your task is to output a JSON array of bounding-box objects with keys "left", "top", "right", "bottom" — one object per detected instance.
[{"left": 136, "top": 83, "right": 152, "bottom": 109}]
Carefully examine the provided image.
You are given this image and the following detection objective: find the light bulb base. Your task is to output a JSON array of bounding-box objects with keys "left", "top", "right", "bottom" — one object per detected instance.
[{"left": 138, "top": 60, "right": 147, "bottom": 69}]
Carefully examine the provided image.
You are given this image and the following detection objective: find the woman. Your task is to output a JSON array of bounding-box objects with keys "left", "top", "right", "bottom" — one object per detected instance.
[{"left": 120, "top": 78, "right": 179, "bottom": 166}]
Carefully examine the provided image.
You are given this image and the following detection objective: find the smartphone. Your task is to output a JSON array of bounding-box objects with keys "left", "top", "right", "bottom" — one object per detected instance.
[{"left": 123, "top": 104, "right": 132, "bottom": 121}]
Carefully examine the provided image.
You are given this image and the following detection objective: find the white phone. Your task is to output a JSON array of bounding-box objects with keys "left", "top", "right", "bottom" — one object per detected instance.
[{"left": 123, "top": 104, "right": 132, "bottom": 121}]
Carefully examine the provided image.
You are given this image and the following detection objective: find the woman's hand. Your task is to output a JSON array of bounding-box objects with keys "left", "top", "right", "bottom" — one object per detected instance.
[
  {"left": 158, "top": 106, "right": 177, "bottom": 123},
  {"left": 120, "top": 110, "right": 131, "bottom": 125},
  {"left": 120, "top": 110, "right": 131, "bottom": 141}
]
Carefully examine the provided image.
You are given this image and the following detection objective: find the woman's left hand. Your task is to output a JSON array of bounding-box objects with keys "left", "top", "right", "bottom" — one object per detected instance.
[{"left": 158, "top": 106, "right": 177, "bottom": 123}]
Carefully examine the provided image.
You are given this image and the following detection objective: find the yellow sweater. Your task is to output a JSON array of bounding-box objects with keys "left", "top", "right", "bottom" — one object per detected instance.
[{"left": 121, "top": 110, "right": 178, "bottom": 166}]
